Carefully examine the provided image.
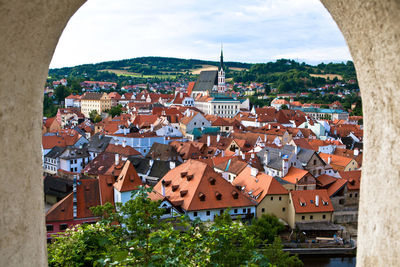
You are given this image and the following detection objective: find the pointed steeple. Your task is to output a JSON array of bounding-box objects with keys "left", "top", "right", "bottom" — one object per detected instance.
[{"left": 219, "top": 44, "right": 224, "bottom": 71}]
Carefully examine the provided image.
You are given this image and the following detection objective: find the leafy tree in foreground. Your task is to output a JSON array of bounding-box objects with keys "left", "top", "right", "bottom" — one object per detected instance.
[
  {"left": 89, "top": 110, "right": 102, "bottom": 123},
  {"left": 48, "top": 187, "right": 302, "bottom": 266}
]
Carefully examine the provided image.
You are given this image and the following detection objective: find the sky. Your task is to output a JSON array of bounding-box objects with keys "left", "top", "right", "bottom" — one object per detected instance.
[{"left": 50, "top": 0, "right": 352, "bottom": 69}]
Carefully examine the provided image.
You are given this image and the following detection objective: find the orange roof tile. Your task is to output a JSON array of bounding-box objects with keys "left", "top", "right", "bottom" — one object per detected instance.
[
  {"left": 290, "top": 189, "right": 334, "bottom": 214},
  {"left": 282, "top": 167, "right": 309, "bottom": 184},
  {"left": 233, "top": 167, "right": 287, "bottom": 203},
  {"left": 338, "top": 170, "right": 361, "bottom": 191},
  {"left": 153, "top": 160, "right": 255, "bottom": 211},
  {"left": 113, "top": 160, "right": 144, "bottom": 192}
]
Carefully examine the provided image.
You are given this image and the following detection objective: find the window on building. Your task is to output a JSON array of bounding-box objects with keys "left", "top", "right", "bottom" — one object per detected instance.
[
  {"left": 314, "top": 159, "right": 317, "bottom": 165},
  {"left": 282, "top": 207, "right": 286, "bottom": 212},
  {"left": 46, "top": 225, "right": 54, "bottom": 231},
  {"left": 261, "top": 208, "right": 265, "bottom": 213},
  {"left": 70, "top": 160, "right": 73, "bottom": 165},
  {"left": 301, "top": 216, "right": 305, "bottom": 220},
  {"left": 219, "top": 209, "right": 223, "bottom": 215},
  {"left": 270, "top": 196, "right": 273, "bottom": 201},
  {"left": 206, "top": 211, "right": 210, "bottom": 216},
  {"left": 193, "top": 212, "right": 197, "bottom": 217},
  {"left": 242, "top": 208, "right": 246, "bottom": 213},
  {"left": 60, "top": 224, "right": 68, "bottom": 231},
  {"left": 310, "top": 215, "right": 313, "bottom": 220},
  {"left": 349, "top": 193, "right": 353, "bottom": 198},
  {"left": 355, "top": 193, "right": 358, "bottom": 197},
  {"left": 234, "top": 209, "right": 238, "bottom": 214},
  {"left": 279, "top": 196, "right": 282, "bottom": 201},
  {"left": 322, "top": 214, "right": 326, "bottom": 219}
]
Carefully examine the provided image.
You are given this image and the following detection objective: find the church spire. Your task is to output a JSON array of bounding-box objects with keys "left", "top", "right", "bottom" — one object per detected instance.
[{"left": 219, "top": 44, "right": 224, "bottom": 71}]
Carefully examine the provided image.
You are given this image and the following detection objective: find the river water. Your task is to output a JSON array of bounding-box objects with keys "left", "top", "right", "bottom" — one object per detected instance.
[{"left": 299, "top": 255, "right": 356, "bottom": 267}]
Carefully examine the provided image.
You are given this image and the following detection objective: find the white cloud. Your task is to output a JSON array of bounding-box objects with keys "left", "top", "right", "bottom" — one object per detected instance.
[{"left": 50, "top": 0, "right": 351, "bottom": 68}]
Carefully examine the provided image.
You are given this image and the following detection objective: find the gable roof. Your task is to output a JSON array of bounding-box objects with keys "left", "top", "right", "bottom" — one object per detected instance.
[
  {"left": 153, "top": 160, "right": 255, "bottom": 211},
  {"left": 105, "top": 144, "right": 141, "bottom": 157},
  {"left": 146, "top": 142, "right": 181, "bottom": 161},
  {"left": 290, "top": 189, "right": 334, "bottom": 214},
  {"left": 233, "top": 167, "right": 288, "bottom": 203},
  {"left": 282, "top": 167, "right": 309, "bottom": 184},
  {"left": 192, "top": 70, "right": 218, "bottom": 92},
  {"left": 113, "top": 160, "right": 144, "bottom": 192},
  {"left": 319, "top": 153, "right": 355, "bottom": 170},
  {"left": 46, "top": 177, "right": 100, "bottom": 221},
  {"left": 338, "top": 170, "right": 361, "bottom": 191}
]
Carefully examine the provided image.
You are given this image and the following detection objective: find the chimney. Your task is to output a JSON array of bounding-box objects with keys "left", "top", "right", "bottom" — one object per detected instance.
[
  {"left": 161, "top": 180, "right": 166, "bottom": 196},
  {"left": 217, "top": 134, "right": 221, "bottom": 142},
  {"left": 268, "top": 124, "right": 271, "bottom": 129},
  {"left": 315, "top": 195, "right": 319, "bottom": 207},
  {"left": 277, "top": 126, "right": 280, "bottom": 129},
  {"left": 123, "top": 127, "right": 127, "bottom": 136},
  {"left": 115, "top": 154, "right": 119, "bottom": 165},
  {"left": 264, "top": 135, "right": 267, "bottom": 142},
  {"left": 282, "top": 158, "right": 288, "bottom": 175},
  {"left": 328, "top": 156, "right": 332, "bottom": 165},
  {"left": 250, "top": 167, "right": 258, "bottom": 177},
  {"left": 354, "top": 148, "right": 359, "bottom": 156},
  {"left": 265, "top": 151, "right": 269, "bottom": 164},
  {"left": 122, "top": 140, "right": 126, "bottom": 148},
  {"left": 221, "top": 150, "right": 225, "bottom": 157},
  {"left": 150, "top": 124, "right": 154, "bottom": 132},
  {"left": 169, "top": 161, "right": 176, "bottom": 169},
  {"left": 207, "top": 135, "right": 211, "bottom": 147},
  {"left": 180, "top": 92, "right": 183, "bottom": 98},
  {"left": 73, "top": 175, "right": 79, "bottom": 219},
  {"left": 295, "top": 145, "right": 298, "bottom": 155},
  {"left": 242, "top": 154, "right": 245, "bottom": 160}
]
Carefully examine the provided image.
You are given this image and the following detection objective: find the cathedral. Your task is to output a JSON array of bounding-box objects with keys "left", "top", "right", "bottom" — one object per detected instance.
[
  {"left": 191, "top": 48, "right": 241, "bottom": 118},
  {"left": 190, "top": 48, "right": 226, "bottom": 99}
]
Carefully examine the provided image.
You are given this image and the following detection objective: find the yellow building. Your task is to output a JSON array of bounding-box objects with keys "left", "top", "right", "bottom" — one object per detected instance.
[
  {"left": 319, "top": 153, "right": 359, "bottom": 171},
  {"left": 287, "top": 189, "right": 334, "bottom": 229},
  {"left": 233, "top": 166, "right": 289, "bottom": 223},
  {"left": 80, "top": 92, "right": 111, "bottom": 118}
]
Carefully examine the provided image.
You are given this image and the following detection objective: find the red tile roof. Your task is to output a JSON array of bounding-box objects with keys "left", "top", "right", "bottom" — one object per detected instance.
[
  {"left": 290, "top": 189, "right": 334, "bottom": 214},
  {"left": 338, "top": 170, "right": 361, "bottom": 191},
  {"left": 233, "top": 167, "right": 288, "bottom": 203},
  {"left": 113, "top": 160, "right": 144, "bottom": 192},
  {"left": 153, "top": 160, "right": 255, "bottom": 211},
  {"left": 105, "top": 144, "right": 141, "bottom": 157},
  {"left": 282, "top": 167, "right": 309, "bottom": 184}
]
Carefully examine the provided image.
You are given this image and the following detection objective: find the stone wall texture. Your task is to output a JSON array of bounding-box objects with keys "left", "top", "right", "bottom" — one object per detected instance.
[
  {"left": 0, "top": 0, "right": 399, "bottom": 266},
  {"left": 0, "top": 1, "right": 85, "bottom": 266},
  {"left": 321, "top": 1, "right": 400, "bottom": 265}
]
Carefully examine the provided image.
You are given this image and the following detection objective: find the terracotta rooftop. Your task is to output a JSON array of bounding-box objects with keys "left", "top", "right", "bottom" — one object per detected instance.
[
  {"left": 153, "top": 160, "right": 256, "bottom": 211},
  {"left": 113, "top": 160, "right": 144, "bottom": 192},
  {"left": 290, "top": 189, "right": 334, "bottom": 214},
  {"left": 233, "top": 167, "right": 288, "bottom": 203}
]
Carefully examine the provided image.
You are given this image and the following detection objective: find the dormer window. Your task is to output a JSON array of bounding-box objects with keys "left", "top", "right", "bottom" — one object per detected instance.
[
  {"left": 209, "top": 177, "right": 216, "bottom": 185},
  {"left": 171, "top": 185, "right": 179, "bottom": 191},
  {"left": 180, "top": 190, "right": 188, "bottom": 197},
  {"left": 180, "top": 172, "right": 187, "bottom": 178},
  {"left": 232, "top": 191, "right": 239, "bottom": 199},
  {"left": 186, "top": 174, "right": 194, "bottom": 181},
  {"left": 215, "top": 191, "right": 222, "bottom": 200},
  {"left": 198, "top": 192, "right": 205, "bottom": 201}
]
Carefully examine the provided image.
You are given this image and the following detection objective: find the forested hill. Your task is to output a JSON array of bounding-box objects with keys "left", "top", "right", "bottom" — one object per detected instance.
[
  {"left": 48, "top": 57, "right": 357, "bottom": 92},
  {"left": 49, "top": 57, "right": 251, "bottom": 78}
]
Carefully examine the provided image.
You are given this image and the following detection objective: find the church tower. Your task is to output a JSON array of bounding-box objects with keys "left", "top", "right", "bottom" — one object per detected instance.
[{"left": 217, "top": 46, "right": 226, "bottom": 93}]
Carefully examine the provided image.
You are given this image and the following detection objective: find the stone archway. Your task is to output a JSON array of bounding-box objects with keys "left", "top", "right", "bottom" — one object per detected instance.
[{"left": 1, "top": 0, "right": 399, "bottom": 266}]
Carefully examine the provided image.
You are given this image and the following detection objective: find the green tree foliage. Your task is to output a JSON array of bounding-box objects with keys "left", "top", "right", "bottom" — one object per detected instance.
[
  {"left": 89, "top": 110, "right": 102, "bottom": 123},
  {"left": 48, "top": 187, "right": 302, "bottom": 267},
  {"left": 280, "top": 104, "right": 289, "bottom": 110},
  {"left": 54, "top": 85, "right": 71, "bottom": 104},
  {"left": 247, "top": 214, "right": 285, "bottom": 244},
  {"left": 263, "top": 237, "right": 303, "bottom": 267},
  {"left": 43, "top": 95, "right": 58, "bottom": 117},
  {"left": 108, "top": 105, "right": 123, "bottom": 118}
]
